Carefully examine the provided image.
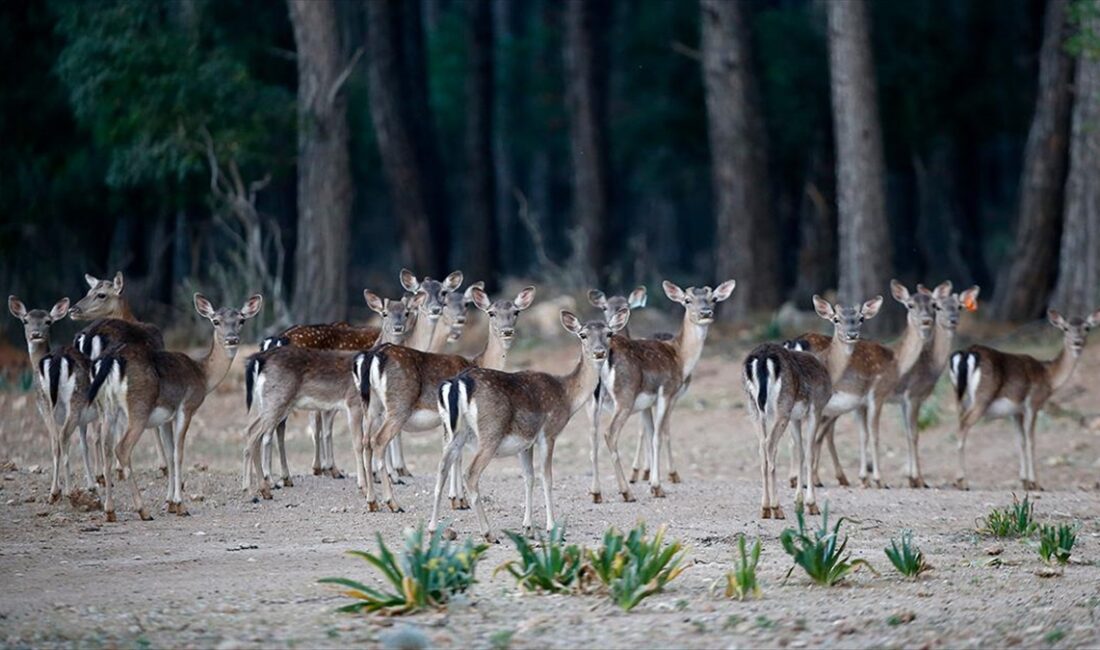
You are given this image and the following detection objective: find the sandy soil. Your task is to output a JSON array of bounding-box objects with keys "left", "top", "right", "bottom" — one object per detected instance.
[{"left": 2, "top": 333, "right": 1100, "bottom": 649}]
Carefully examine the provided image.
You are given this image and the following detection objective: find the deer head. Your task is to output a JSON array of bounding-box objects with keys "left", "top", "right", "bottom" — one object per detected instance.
[
  {"left": 8, "top": 296, "right": 69, "bottom": 346},
  {"left": 588, "top": 286, "right": 647, "bottom": 323},
  {"left": 560, "top": 307, "right": 628, "bottom": 363},
  {"left": 1049, "top": 308, "right": 1100, "bottom": 357},
  {"left": 662, "top": 280, "right": 736, "bottom": 325},
  {"left": 925, "top": 281, "right": 979, "bottom": 332},
  {"left": 69, "top": 272, "right": 126, "bottom": 321},
  {"left": 813, "top": 294, "right": 883, "bottom": 344},
  {"left": 194, "top": 293, "right": 263, "bottom": 355},
  {"left": 890, "top": 280, "right": 935, "bottom": 340},
  {"left": 399, "top": 268, "right": 464, "bottom": 321},
  {"left": 470, "top": 285, "right": 536, "bottom": 350}
]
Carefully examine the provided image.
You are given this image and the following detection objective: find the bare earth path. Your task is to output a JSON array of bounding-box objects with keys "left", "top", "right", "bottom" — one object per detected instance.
[{"left": 2, "top": 339, "right": 1099, "bottom": 648}]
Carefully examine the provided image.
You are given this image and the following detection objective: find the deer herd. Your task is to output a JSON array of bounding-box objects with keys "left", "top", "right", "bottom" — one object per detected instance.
[{"left": 7, "top": 270, "right": 1099, "bottom": 541}]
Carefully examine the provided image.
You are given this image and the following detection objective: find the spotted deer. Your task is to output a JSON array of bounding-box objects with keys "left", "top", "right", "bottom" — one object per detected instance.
[
  {"left": 743, "top": 342, "right": 832, "bottom": 519},
  {"left": 8, "top": 296, "right": 99, "bottom": 503},
  {"left": 949, "top": 307, "right": 1099, "bottom": 491},
  {"left": 358, "top": 285, "right": 536, "bottom": 513},
  {"left": 245, "top": 290, "right": 417, "bottom": 495},
  {"left": 890, "top": 282, "right": 980, "bottom": 487},
  {"left": 588, "top": 280, "right": 735, "bottom": 503},
  {"left": 430, "top": 309, "right": 627, "bottom": 542},
  {"left": 88, "top": 293, "right": 262, "bottom": 520}
]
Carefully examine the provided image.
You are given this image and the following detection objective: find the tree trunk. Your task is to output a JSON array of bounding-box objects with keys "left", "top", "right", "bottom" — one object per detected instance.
[
  {"left": 826, "top": 0, "right": 894, "bottom": 331},
  {"left": 464, "top": 0, "right": 497, "bottom": 288},
  {"left": 1051, "top": 13, "right": 1100, "bottom": 316},
  {"left": 366, "top": 0, "right": 447, "bottom": 276},
  {"left": 493, "top": 0, "right": 519, "bottom": 275},
  {"left": 792, "top": 143, "right": 837, "bottom": 306},
  {"left": 287, "top": 0, "right": 353, "bottom": 323},
  {"left": 699, "top": 0, "right": 779, "bottom": 317},
  {"left": 564, "top": 0, "right": 611, "bottom": 284},
  {"left": 992, "top": 0, "right": 1074, "bottom": 320}
]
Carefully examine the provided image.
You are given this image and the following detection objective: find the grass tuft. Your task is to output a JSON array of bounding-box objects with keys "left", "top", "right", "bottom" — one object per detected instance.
[
  {"left": 495, "top": 526, "right": 584, "bottom": 593},
  {"left": 586, "top": 522, "right": 687, "bottom": 611},
  {"left": 1037, "top": 523, "right": 1078, "bottom": 565},
  {"left": 978, "top": 494, "right": 1037, "bottom": 538},
  {"left": 780, "top": 502, "right": 876, "bottom": 586},
  {"left": 884, "top": 529, "right": 930, "bottom": 578},
  {"left": 719, "top": 535, "right": 762, "bottom": 600}
]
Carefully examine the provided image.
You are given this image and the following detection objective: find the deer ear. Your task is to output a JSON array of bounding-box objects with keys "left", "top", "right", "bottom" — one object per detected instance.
[
  {"left": 560, "top": 310, "right": 582, "bottom": 335},
  {"left": 112, "top": 272, "right": 124, "bottom": 294},
  {"left": 409, "top": 290, "right": 428, "bottom": 309},
  {"left": 364, "top": 290, "right": 385, "bottom": 314},
  {"left": 399, "top": 269, "right": 420, "bottom": 293},
  {"left": 241, "top": 294, "right": 263, "bottom": 320},
  {"left": 50, "top": 297, "right": 71, "bottom": 320},
  {"left": 1048, "top": 309, "right": 1067, "bottom": 329},
  {"left": 889, "top": 279, "right": 910, "bottom": 303},
  {"left": 587, "top": 290, "right": 607, "bottom": 309},
  {"left": 608, "top": 307, "right": 630, "bottom": 332},
  {"left": 470, "top": 286, "right": 492, "bottom": 312},
  {"left": 193, "top": 293, "right": 216, "bottom": 320},
  {"left": 513, "top": 286, "right": 536, "bottom": 311},
  {"left": 84, "top": 273, "right": 99, "bottom": 289},
  {"left": 443, "top": 270, "right": 464, "bottom": 292},
  {"left": 959, "top": 286, "right": 980, "bottom": 312},
  {"left": 627, "top": 286, "right": 647, "bottom": 309},
  {"left": 861, "top": 296, "right": 884, "bottom": 319},
  {"left": 464, "top": 281, "right": 485, "bottom": 304},
  {"left": 1086, "top": 307, "right": 1100, "bottom": 329},
  {"left": 713, "top": 279, "right": 736, "bottom": 302},
  {"left": 662, "top": 281, "right": 686, "bottom": 304},
  {"left": 812, "top": 295, "right": 834, "bottom": 320},
  {"left": 8, "top": 296, "right": 27, "bottom": 320},
  {"left": 932, "top": 281, "right": 953, "bottom": 299}
]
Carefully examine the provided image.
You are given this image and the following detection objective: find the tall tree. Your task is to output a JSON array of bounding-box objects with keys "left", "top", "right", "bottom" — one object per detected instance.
[
  {"left": 826, "top": 0, "right": 894, "bottom": 331},
  {"left": 993, "top": 0, "right": 1075, "bottom": 321},
  {"left": 564, "top": 0, "right": 612, "bottom": 283},
  {"left": 699, "top": 0, "right": 779, "bottom": 316},
  {"left": 366, "top": 0, "right": 448, "bottom": 276},
  {"left": 464, "top": 0, "right": 497, "bottom": 287},
  {"left": 287, "top": 0, "right": 353, "bottom": 322},
  {"left": 1051, "top": 9, "right": 1100, "bottom": 315}
]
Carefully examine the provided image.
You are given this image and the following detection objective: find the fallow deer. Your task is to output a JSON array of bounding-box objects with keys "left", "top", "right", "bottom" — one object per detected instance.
[
  {"left": 245, "top": 290, "right": 417, "bottom": 495},
  {"left": 588, "top": 280, "right": 735, "bottom": 503},
  {"left": 743, "top": 342, "right": 832, "bottom": 519},
  {"left": 949, "top": 307, "right": 1099, "bottom": 490},
  {"left": 88, "top": 293, "right": 263, "bottom": 520},
  {"left": 358, "top": 285, "right": 536, "bottom": 513},
  {"left": 890, "top": 282, "right": 979, "bottom": 487},
  {"left": 430, "top": 309, "right": 628, "bottom": 542}
]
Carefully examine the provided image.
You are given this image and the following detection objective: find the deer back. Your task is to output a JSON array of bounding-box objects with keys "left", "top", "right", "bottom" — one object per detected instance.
[
  {"left": 76, "top": 318, "right": 164, "bottom": 360},
  {"left": 457, "top": 368, "right": 571, "bottom": 441},
  {"left": 370, "top": 344, "right": 473, "bottom": 413},
  {"left": 953, "top": 345, "right": 1051, "bottom": 412},
  {"left": 605, "top": 336, "right": 683, "bottom": 405},
  {"left": 281, "top": 323, "right": 381, "bottom": 351}
]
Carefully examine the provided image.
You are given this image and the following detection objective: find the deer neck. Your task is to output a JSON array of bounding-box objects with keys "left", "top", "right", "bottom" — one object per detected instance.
[
  {"left": 1045, "top": 345, "right": 1082, "bottom": 392},
  {"left": 407, "top": 312, "right": 439, "bottom": 351},
  {"left": 931, "top": 324, "right": 956, "bottom": 372},
  {"left": 893, "top": 321, "right": 927, "bottom": 377},
  {"left": 427, "top": 322, "right": 452, "bottom": 353},
  {"left": 672, "top": 312, "right": 710, "bottom": 380},
  {"left": 26, "top": 337, "right": 50, "bottom": 369},
  {"left": 473, "top": 331, "right": 510, "bottom": 371},
  {"left": 199, "top": 339, "right": 237, "bottom": 395},
  {"left": 825, "top": 336, "right": 855, "bottom": 384},
  {"left": 110, "top": 300, "right": 137, "bottom": 323},
  {"left": 563, "top": 354, "right": 603, "bottom": 416}
]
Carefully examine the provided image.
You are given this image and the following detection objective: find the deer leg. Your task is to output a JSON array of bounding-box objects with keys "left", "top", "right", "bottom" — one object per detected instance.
[
  {"left": 788, "top": 433, "right": 800, "bottom": 488},
  {"left": 1025, "top": 406, "right": 1040, "bottom": 490},
  {"left": 649, "top": 389, "right": 672, "bottom": 498},
  {"left": 157, "top": 424, "right": 175, "bottom": 510},
  {"left": 309, "top": 413, "right": 322, "bottom": 475},
  {"left": 802, "top": 412, "right": 821, "bottom": 514},
  {"left": 603, "top": 404, "right": 636, "bottom": 502},
  {"left": 276, "top": 419, "right": 292, "bottom": 487},
  {"left": 115, "top": 407, "right": 153, "bottom": 521},
  {"left": 100, "top": 411, "right": 118, "bottom": 521},
  {"left": 428, "top": 426, "right": 466, "bottom": 535},
  {"left": 172, "top": 411, "right": 194, "bottom": 515},
  {"left": 538, "top": 433, "right": 558, "bottom": 532},
  {"left": 757, "top": 420, "right": 771, "bottom": 519},
  {"left": 519, "top": 446, "right": 536, "bottom": 537},
  {"left": 588, "top": 394, "right": 603, "bottom": 502},
  {"left": 767, "top": 415, "right": 790, "bottom": 519},
  {"left": 954, "top": 414, "right": 979, "bottom": 490},
  {"left": 322, "top": 410, "right": 342, "bottom": 479},
  {"left": 463, "top": 441, "right": 498, "bottom": 543},
  {"left": 152, "top": 423, "right": 169, "bottom": 478},
  {"left": 629, "top": 411, "right": 651, "bottom": 483},
  {"left": 78, "top": 422, "right": 98, "bottom": 492},
  {"left": 868, "top": 398, "right": 887, "bottom": 488},
  {"left": 663, "top": 412, "right": 679, "bottom": 483},
  {"left": 390, "top": 432, "right": 411, "bottom": 478},
  {"left": 370, "top": 415, "right": 409, "bottom": 512},
  {"left": 359, "top": 407, "right": 384, "bottom": 500},
  {"left": 855, "top": 406, "right": 871, "bottom": 487}
]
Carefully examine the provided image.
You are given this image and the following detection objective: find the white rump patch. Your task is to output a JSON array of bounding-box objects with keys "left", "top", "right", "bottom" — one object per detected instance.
[{"left": 987, "top": 397, "right": 1020, "bottom": 418}]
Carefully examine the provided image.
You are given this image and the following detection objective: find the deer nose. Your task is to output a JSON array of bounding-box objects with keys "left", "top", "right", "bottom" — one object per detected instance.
[
  {"left": 431, "top": 306, "right": 442, "bottom": 315},
  {"left": 224, "top": 336, "right": 240, "bottom": 346},
  {"left": 700, "top": 310, "right": 714, "bottom": 319},
  {"left": 501, "top": 328, "right": 515, "bottom": 338},
  {"left": 456, "top": 317, "right": 466, "bottom": 325}
]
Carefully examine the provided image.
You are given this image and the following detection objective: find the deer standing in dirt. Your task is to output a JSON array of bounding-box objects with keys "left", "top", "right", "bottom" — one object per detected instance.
[
  {"left": 87, "top": 293, "right": 262, "bottom": 520},
  {"left": 430, "top": 309, "right": 627, "bottom": 542},
  {"left": 949, "top": 307, "right": 1099, "bottom": 490},
  {"left": 588, "top": 280, "right": 735, "bottom": 503},
  {"left": 743, "top": 342, "right": 832, "bottom": 519},
  {"left": 358, "top": 285, "right": 536, "bottom": 513},
  {"left": 245, "top": 291, "right": 416, "bottom": 495}
]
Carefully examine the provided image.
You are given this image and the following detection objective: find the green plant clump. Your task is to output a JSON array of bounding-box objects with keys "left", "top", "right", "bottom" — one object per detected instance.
[
  {"left": 720, "top": 535, "right": 762, "bottom": 600},
  {"left": 1037, "top": 523, "right": 1078, "bottom": 565},
  {"left": 884, "top": 529, "right": 930, "bottom": 578},
  {"left": 496, "top": 527, "right": 584, "bottom": 593},
  {"left": 979, "top": 494, "right": 1037, "bottom": 538},
  {"left": 780, "top": 502, "right": 875, "bottom": 586},
  {"left": 319, "top": 525, "right": 488, "bottom": 615},
  {"left": 587, "top": 523, "right": 687, "bottom": 611}
]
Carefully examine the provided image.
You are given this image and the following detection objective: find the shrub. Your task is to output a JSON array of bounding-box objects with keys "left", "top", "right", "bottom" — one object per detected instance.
[
  {"left": 319, "top": 525, "right": 488, "bottom": 615},
  {"left": 1037, "top": 523, "right": 1078, "bottom": 565},
  {"left": 719, "top": 535, "right": 762, "bottom": 600},
  {"left": 496, "top": 527, "right": 584, "bottom": 593},
  {"left": 979, "top": 494, "right": 1036, "bottom": 538},
  {"left": 587, "top": 523, "right": 687, "bottom": 611},
  {"left": 884, "top": 529, "right": 930, "bottom": 578},
  {"left": 780, "top": 502, "right": 875, "bottom": 586}
]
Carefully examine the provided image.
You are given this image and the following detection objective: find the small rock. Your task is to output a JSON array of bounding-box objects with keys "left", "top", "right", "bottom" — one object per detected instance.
[
  {"left": 321, "top": 537, "right": 337, "bottom": 544},
  {"left": 0, "top": 460, "right": 17, "bottom": 472},
  {"left": 6, "top": 499, "right": 14, "bottom": 506},
  {"left": 193, "top": 531, "right": 207, "bottom": 536},
  {"left": 1034, "top": 566, "right": 1062, "bottom": 578},
  {"left": 442, "top": 528, "right": 458, "bottom": 541},
  {"left": 28, "top": 465, "right": 42, "bottom": 474},
  {"left": 984, "top": 546, "right": 1003, "bottom": 556},
  {"left": 190, "top": 494, "right": 205, "bottom": 502}
]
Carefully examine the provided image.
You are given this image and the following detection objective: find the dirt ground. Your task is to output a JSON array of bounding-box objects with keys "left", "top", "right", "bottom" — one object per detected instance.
[{"left": 2, "top": 330, "right": 1100, "bottom": 649}]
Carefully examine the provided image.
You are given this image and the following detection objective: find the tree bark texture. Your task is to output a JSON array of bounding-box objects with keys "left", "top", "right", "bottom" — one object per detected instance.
[
  {"left": 699, "top": 0, "right": 779, "bottom": 316},
  {"left": 288, "top": 0, "right": 353, "bottom": 322},
  {"left": 993, "top": 0, "right": 1074, "bottom": 321},
  {"left": 464, "top": 0, "right": 498, "bottom": 288}
]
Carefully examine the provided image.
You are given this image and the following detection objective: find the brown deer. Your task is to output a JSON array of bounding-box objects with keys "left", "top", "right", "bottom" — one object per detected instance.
[
  {"left": 429, "top": 308, "right": 628, "bottom": 542},
  {"left": 88, "top": 293, "right": 263, "bottom": 520},
  {"left": 949, "top": 307, "right": 1099, "bottom": 490},
  {"left": 890, "top": 282, "right": 979, "bottom": 487},
  {"left": 245, "top": 290, "right": 417, "bottom": 495},
  {"left": 588, "top": 280, "right": 735, "bottom": 503},
  {"left": 359, "top": 285, "right": 536, "bottom": 513},
  {"left": 743, "top": 342, "right": 832, "bottom": 518}
]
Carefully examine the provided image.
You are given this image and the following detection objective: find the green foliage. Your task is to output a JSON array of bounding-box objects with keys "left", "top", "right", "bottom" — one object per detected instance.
[
  {"left": 979, "top": 494, "right": 1037, "bottom": 538},
  {"left": 1068, "top": 0, "right": 1100, "bottom": 57},
  {"left": 495, "top": 527, "right": 584, "bottom": 594},
  {"left": 586, "top": 523, "right": 688, "bottom": 612},
  {"left": 720, "top": 535, "right": 762, "bottom": 601},
  {"left": 1037, "top": 523, "right": 1078, "bottom": 565},
  {"left": 884, "top": 530, "right": 930, "bottom": 578},
  {"left": 319, "top": 525, "right": 488, "bottom": 615},
  {"left": 780, "top": 502, "right": 875, "bottom": 586}
]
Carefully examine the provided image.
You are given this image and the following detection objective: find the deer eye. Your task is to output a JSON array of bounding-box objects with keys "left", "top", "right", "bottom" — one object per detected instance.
[
  {"left": 488, "top": 311, "right": 497, "bottom": 318},
  {"left": 213, "top": 319, "right": 221, "bottom": 326},
  {"left": 832, "top": 317, "right": 839, "bottom": 324},
  {"left": 859, "top": 316, "right": 865, "bottom": 323},
  {"left": 579, "top": 333, "right": 588, "bottom": 340},
  {"left": 382, "top": 311, "right": 388, "bottom": 317},
  {"left": 96, "top": 293, "right": 106, "bottom": 299}
]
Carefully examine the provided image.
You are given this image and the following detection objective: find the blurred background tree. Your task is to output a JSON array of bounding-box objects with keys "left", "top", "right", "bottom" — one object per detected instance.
[{"left": 3, "top": 0, "right": 1099, "bottom": 342}]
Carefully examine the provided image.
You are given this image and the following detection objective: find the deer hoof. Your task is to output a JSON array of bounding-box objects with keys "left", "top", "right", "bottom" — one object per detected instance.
[
  {"left": 807, "top": 503, "right": 820, "bottom": 515},
  {"left": 367, "top": 501, "right": 380, "bottom": 512},
  {"left": 459, "top": 498, "right": 469, "bottom": 510},
  {"left": 138, "top": 508, "right": 153, "bottom": 521},
  {"left": 116, "top": 469, "right": 125, "bottom": 481},
  {"left": 523, "top": 526, "right": 534, "bottom": 538},
  {"left": 650, "top": 485, "right": 666, "bottom": 498},
  {"left": 313, "top": 467, "right": 323, "bottom": 476},
  {"left": 260, "top": 487, "right": 273, "bottom": 501},
  {"left": 167, "top": 501, "right": 178, "bottom": 514},
  {"left": 772, "top": 506, "right": 785, "bottom": 520},
  {"left": 874, "top": 480, "right": 887, "bottom": 489},
  {"left": 669, "top": 471, "right": 681, "bottom": 484},
  {"left": 175, "top": 504, "right": 190, "bottom": 517},
  {"left": 629, "top": 469, "right": 639, "bottom": 484},
  {"left": 908, "top": 477, "right": 920, "bottom": 488},
  {"left": 450, "top": 497, "right": 459, "bottom": 510},
  {"left": 484, "top": 533, "right": 499, "bottom": 545},
  {"left": 159, "top": 466, "right": 168, "bottom": 478},
  {"left": 397, "top": 467, "right": 413, "bottom": 478},
  {"left": 621, "top": 491, "right": 635, "bottom": 503},
  {"left": 442, "top": 527, "right": 458, "bottom": 541},
  {"left": 591, "top": 492, "right": 603, "bottom": 504},
  {"left": 761, "top": 507, "right": 772, "bottom": 519},
  {"left": 283, "top": 477, "right": 294, "bottom": 488},
  {"left": 789, "top": 477, "right": 798, "bottom": 488},
  {"left": 386, "top": 500, "right": 404, "bottom": 513},
  {"left": 860, "top": 477, "right": 871, "bottom": 488},
  {"left": 642, "top": 470, "right": 651, "bottom": 482},
  {"left": 105, "top": 510, "right": 117, "bottom": 523},
  {"left": 49, "top": 491, "right": 61, "bottom": 504},
  {"left": 96, "top": 474, "right": 106, "bottom": 487},
  {"left": 836, "top": 476, "right": 850, "bottom": 487},
  {"left": 330, "top": 468, "right": 346, "bottom": 480},
  {"left": 953, "top": 478, "right": 968, "bottom": 490}
]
